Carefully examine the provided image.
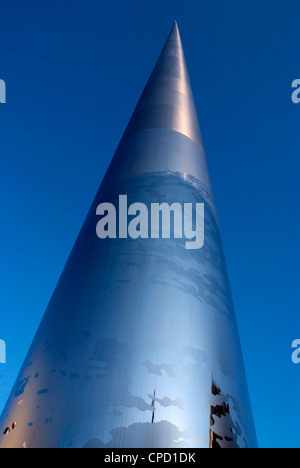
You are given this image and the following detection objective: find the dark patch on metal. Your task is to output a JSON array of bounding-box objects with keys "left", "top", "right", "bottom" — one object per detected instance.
[
  {"left": 37, "top": 389, "right": 49, "bottom": 395},
  {"left": 44, "top": 342, "right": 56, "bottom": 353},
  {"left": 211, "top": 378, "right": 221, "bottom": 396},
  {"left": 211, "top": 402, "right": 230, "bottom": 420},
  {"left": 209, "top": 377, "right": 240, "bottom": 448},
  {"left": 15, "top": 377, "right": 31, "bottom": 398},
  {"left": 210, "top": 430, "right": 223, "bottom": 449},
  {"left": 151, "top": 390, "right": 156, "bottom": 423},
  {"left": 3, "top": 422, "right": 17, "bottom": 435}
]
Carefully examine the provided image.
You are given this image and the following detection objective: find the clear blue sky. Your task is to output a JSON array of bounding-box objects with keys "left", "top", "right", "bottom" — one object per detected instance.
[{"left": 0, "top": 0, "right": 299, "bottom": 448}]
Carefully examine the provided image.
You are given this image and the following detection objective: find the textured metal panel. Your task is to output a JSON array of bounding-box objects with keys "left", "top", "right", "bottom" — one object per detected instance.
[{"left": 0, "top": 22, "right": 257, "bottom": 448}]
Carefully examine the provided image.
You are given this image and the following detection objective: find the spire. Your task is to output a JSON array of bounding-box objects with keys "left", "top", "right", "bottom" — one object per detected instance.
[
  {"left": 123, "top": 22, "right": 203, "bottom": 147},
  {"left": 168, "top": 20, "right": 180, "bottom": 41},
  {"left": 0, "top": 23, "right": 257, "bottom": 449}
]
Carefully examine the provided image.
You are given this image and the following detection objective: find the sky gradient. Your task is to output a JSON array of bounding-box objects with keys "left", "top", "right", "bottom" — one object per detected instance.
[{"left": 0, "top": 0, "right": 299, "bottom": 448}]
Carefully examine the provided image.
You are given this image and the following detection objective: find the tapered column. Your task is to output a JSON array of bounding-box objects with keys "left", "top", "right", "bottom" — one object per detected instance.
[{"left": 0, "top": 22, "right": 257, "bottom": 448}]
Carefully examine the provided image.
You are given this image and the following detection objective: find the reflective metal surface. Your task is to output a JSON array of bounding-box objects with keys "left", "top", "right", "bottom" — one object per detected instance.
[{"left": 0, "top": 23, "right": 257, "bottom": 448}]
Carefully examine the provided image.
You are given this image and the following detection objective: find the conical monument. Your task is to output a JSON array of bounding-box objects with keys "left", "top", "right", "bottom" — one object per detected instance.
[{"left": 0, "top": 23, "right": 257, "bottom": 448}]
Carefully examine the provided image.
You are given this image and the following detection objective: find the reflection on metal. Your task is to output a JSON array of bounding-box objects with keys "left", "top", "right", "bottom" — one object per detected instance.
[
  {"left": 209, "top": 378, "right": 240, "bottom": 448},
  {"left": 0, "top": 22, "right": 257, "bottom": 448},
  {"left": 151, "top": 390, "right": 156, "bottom": 424},
  {"left": 3, "top": 421, "right": 17, "bottom": 436}
]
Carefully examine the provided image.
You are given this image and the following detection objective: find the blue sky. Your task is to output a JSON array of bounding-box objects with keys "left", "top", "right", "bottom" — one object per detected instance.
[{"left": 0, "top": 0, "right": 299, "bottom": 448}]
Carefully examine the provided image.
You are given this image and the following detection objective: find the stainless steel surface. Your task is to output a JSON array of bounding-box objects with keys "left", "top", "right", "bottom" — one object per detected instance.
[{"left": 0, "top": 22, "right": 257, "bottom": 448}]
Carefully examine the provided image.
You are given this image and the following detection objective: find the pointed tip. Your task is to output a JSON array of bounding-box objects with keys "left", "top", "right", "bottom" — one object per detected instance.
[
  {"left": 174, "top": 20, "right": 180, "bottom": 32},
  {"left": 168, "top": 20, "right": 181, "bottom": 42},
  {"left": 123, "top": 19, "right": 203, "bottom": 147},
  {"left": 172, "top": 20, "right": 179, "bottom": 31}
]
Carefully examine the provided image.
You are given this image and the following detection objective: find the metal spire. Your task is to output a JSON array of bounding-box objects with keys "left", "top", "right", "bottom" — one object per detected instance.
[{"left": 0, "top": 23, "right": 257, "bottom": 449}]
